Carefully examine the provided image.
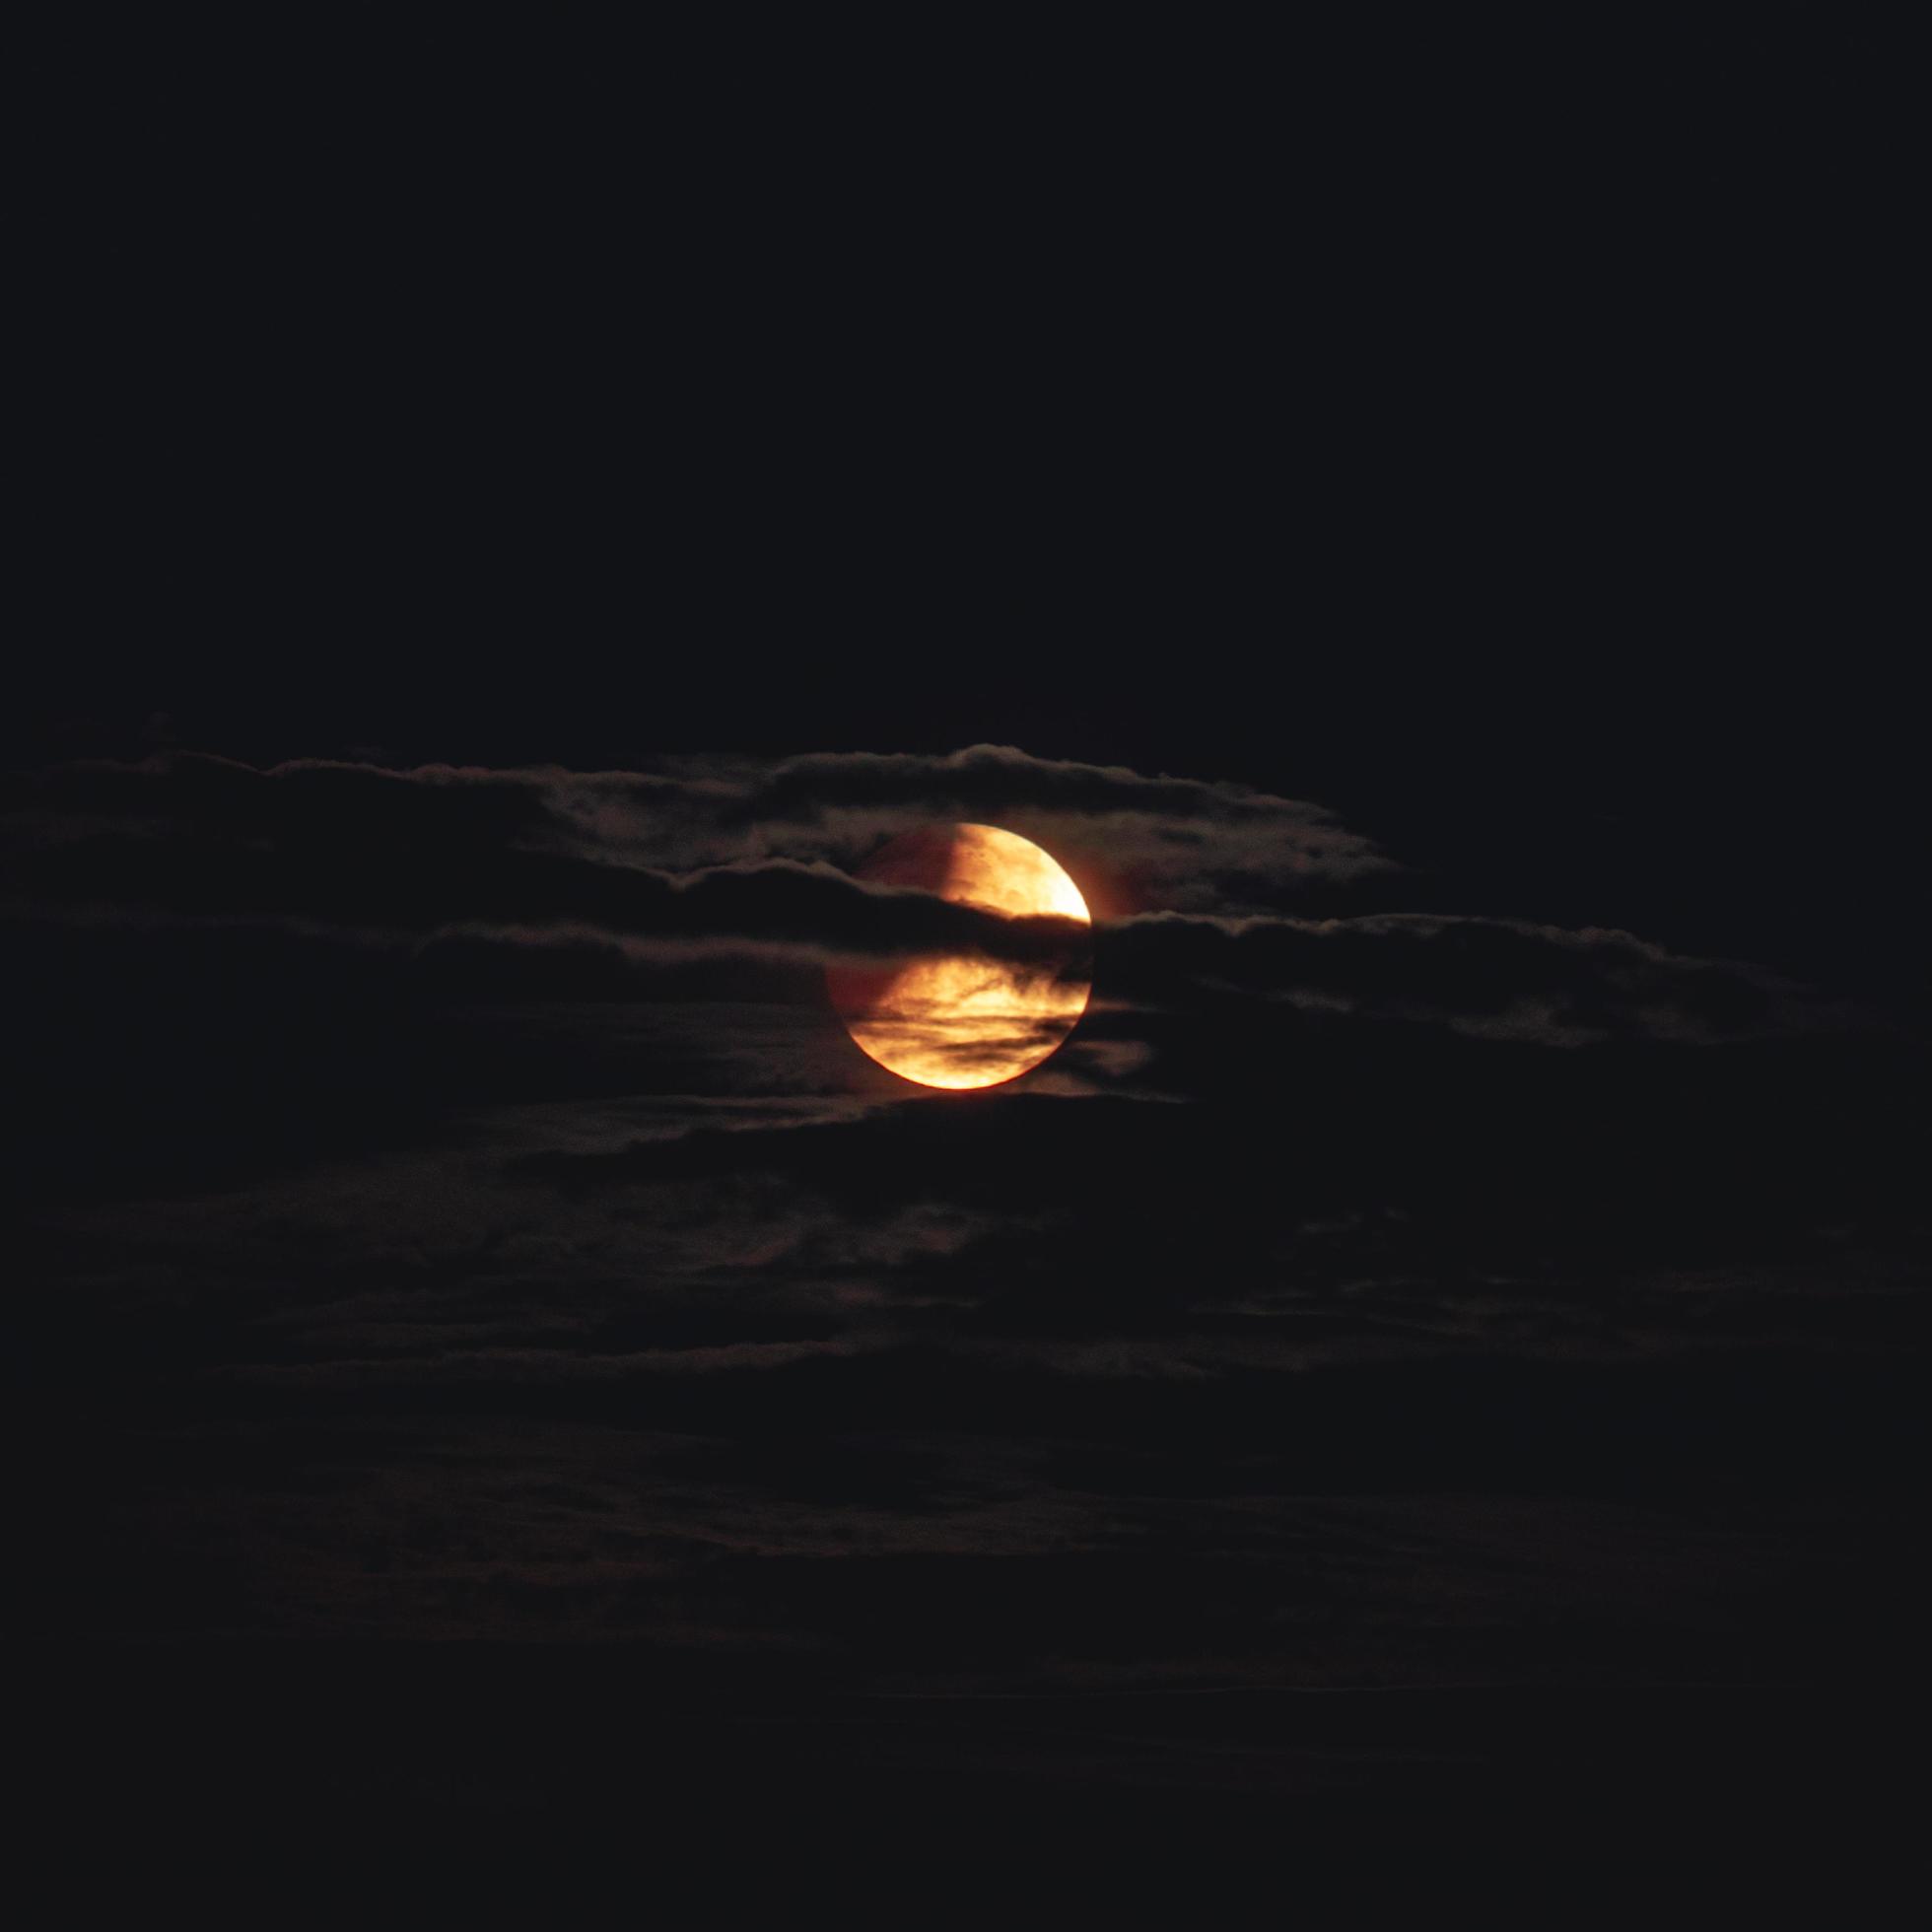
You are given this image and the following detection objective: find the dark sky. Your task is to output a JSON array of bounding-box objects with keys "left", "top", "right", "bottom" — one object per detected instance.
[{"left": 13, "top": 7, "right": 1924, "bottom": 1905}]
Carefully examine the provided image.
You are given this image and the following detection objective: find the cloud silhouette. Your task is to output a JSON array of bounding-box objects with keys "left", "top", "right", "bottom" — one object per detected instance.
[
  {"left": 1099, "top": 910, "right": 1845, "bottom": 1045},
  {"left": 7, "top": 742, "right": 1389, "bottom": 908},
  {"left": 4, "top": 750, "right": 1849, "bottom": 1048}
]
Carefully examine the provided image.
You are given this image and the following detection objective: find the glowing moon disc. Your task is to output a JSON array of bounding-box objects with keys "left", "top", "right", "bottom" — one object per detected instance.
[{"left": 828, "top": 823, "right": 1092, "bottom": 1090}]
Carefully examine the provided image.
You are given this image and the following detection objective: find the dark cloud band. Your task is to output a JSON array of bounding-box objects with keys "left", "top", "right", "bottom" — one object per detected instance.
[{"left": 3, "top": 749, "right": 1843, "bottom": 1045}]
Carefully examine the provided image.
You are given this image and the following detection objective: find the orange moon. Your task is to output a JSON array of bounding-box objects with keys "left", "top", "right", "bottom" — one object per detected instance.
[{"left": 827, "top": 823, "right": 1092, "bottom": 1090}]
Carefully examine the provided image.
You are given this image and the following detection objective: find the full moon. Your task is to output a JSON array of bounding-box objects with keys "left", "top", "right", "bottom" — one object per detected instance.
[{"left": 828, "top": 823, "right": 1093, "bottom": 1090}]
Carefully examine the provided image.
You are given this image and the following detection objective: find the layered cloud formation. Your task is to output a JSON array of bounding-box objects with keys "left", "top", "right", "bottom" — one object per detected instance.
[
  {"left": 12, "top": 734, "right": 1922, "bottom": 1774},
  {"left": 3, "top": 745, "right": 1847, "bottom": 1047}
]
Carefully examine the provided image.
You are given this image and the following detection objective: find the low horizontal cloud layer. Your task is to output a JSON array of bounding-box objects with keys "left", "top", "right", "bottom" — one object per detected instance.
[
  {"left": 8, "top": 836, "right": 1090, "bottom": 971},
  {"left": 710, "top": 745, "right": 1390, "bottom": 903},
  {"left": 3, "top": 749, "right": 1848, "bottom": 1049},
  {"left": 6, "top": 742, "right": 1391, "bottom": 902},
  {"left": 1102, "top": 910, "right": 1840, "bottom": 1045}
]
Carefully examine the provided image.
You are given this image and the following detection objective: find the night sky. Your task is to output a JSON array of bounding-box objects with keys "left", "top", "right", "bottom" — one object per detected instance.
[{"left": 15, "top": 8, "right": 1923, "bottom": 1907}]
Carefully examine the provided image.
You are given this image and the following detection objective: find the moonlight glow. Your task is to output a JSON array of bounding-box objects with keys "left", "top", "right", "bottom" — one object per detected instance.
[{"left": 828, "top": 823, "right": 1092, "bottom": 1089}]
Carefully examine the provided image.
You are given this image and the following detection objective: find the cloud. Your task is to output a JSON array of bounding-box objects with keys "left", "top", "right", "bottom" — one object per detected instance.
[
  {"left": 5, "top": 814, "right": 1090, "bottom": 978},
  {"left": 6, "top": 743, "right": 1390, "bottom": 912},
  {"left": 3, "top": 749, "right": 1852, "bottom": 1051},
  {"left": 719, "top": 744, "right": 1390, "bottom": 895},
  {"left": 1098, "top": 910, "right": 1842, "bottom": 1045}
]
